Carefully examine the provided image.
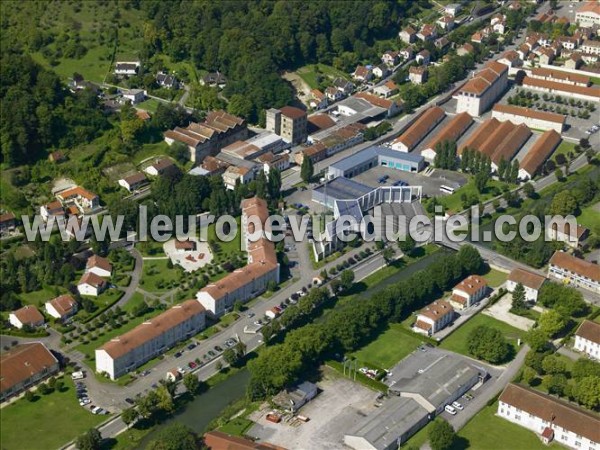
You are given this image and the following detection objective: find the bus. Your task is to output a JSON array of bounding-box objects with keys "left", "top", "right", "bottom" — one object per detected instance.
[{"left": 440, "top": 185, "right": 455, "bottom": 194}]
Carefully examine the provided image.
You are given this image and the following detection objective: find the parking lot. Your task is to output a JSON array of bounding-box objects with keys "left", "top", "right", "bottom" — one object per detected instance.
[
  {"left": 353, "top": 164, "right": 467, "bottom": 197},
  {"left": 247, "top": 374, "right": 377, "bottom": 450}
]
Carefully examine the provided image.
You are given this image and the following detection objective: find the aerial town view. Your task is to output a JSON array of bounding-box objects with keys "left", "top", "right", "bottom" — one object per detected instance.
[{"left": 1, "top": 0, "right": 600, "bottom": 449}]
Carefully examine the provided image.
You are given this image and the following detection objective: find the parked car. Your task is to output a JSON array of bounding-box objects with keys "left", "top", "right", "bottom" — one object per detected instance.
[
  {"left": 445, "top": 405, "right": 457, "bottom": 415},
  {"left": 214, "top": 346, "right": 223, "bottom": 353},
  {"left": 174, "top": 352, "right": 182, "bottom": 358},
  {"left": 187, "top": 343, "right": 196, "bottom": 350},
  {"left": 247, "top": 312, "right": 255, "bottom": 318},
  {"left": 452, "top": 401, "right": 464, "bottom": 410},
  {"left": 125, "top": 398, "right": 134, "bottom": 405},
  {"left": 208, "top": 350, "right": 216, "bottom": 357},
  {"left": 188, "top": 361, "right": 197, "bottom": 369}
]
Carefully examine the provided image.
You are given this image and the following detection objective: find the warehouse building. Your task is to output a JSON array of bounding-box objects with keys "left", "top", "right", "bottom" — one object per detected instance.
[
  {"left": 455, "top": 61, "right": 508, "bottom": 116},
  {"left": 328, "top": 145, "right": 425, "bottom": 179},
  {"left": 518, "top": 129, "right": 562, "bottom": 180},
  {"left": 345, "top": 348, "right": 489, "bottom": 450},
  {"left": 492, "top": 104, "right": 565, "bottom": 133},
  {"left": 391, "top": 107, "right": 446, "bottom": 152},
  {"left": 421, "top": 112, "right": 473, "bottom": 161}
]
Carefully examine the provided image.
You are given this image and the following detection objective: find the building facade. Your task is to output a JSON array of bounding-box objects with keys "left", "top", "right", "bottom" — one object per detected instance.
[
  {"left": 414, "top": 300, "right": 455, "bottom": 336},
  {"left": 498, "top": 383, "right": 600, "bottom": 450},
  {"left": 455, "top": 61, "right": 508, "bottom": 116},
  {"left": 548, "top": 251, "right": 600, "bottom": 293},
  {"left": 449, "top": 275, "right": 487, "bottom": 310},
  {"left": 574, "top": 320, "right": 600, "bottom": 360},
  {"left": 266, "top": 106, "right": 308, "bottom": 144},
  {"left": 506, "top": 268, "right": 546, "bottom": 302},
  {"left": 95, "top": 300, "right": 206, "bottom": 379}
]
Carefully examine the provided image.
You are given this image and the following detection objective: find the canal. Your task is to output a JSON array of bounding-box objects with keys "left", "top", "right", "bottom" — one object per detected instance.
[{"left": 138, "top": 369, "right": 250, "bottom": 447}]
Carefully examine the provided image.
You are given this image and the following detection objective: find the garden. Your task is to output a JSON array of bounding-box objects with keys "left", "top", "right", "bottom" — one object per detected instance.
[{"left": 507, "top": 89, "right": 595, "bottom": 119}]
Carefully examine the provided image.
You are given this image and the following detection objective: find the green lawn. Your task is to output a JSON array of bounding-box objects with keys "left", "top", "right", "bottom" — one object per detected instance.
[
  {"left": 133, "top": 142, "right": 170, "bottom": 165},
  {"left": 440, "top": 314, "right": 524, "bottom": 361},
  {"left": 137, "top": 98, "right": 163, "bottom": 113},
  {"left": 0, "top": 377, "right": 107, "bottom": 450},
  {"left": 351, "top": 323, "right": 424, "bottom": 369},
  {"left": 207, "top": 217, "right": 242, "bottom": 261},
  {"left": 439, "top": 179, "right": 511, "bottom": 213},
  {"left": 296, "top": 63, "right": 350, "bottom": 89},
  {"left": 482, "top": 268, "right": 508, "bottom": 288},
  {"left": 553, "top": 140, "right": 577, "bottom": 161},
  {"left": 218, "top": 418, "right": 254, "bottom": 437},
  {"left": 453, "top": 401, "right": 562, "bottom": 450},
  {"left": 140, "top": 259, "right": 182, "bottom": 293},
  {"left": 75, "top": 308, "right": 162, "bottom": 359},
  {"left": 19, "top": 285, "right": 69, "bottom": 307},
  {"left": 577, "top": 202, "right": 600, "bottom": 235}
]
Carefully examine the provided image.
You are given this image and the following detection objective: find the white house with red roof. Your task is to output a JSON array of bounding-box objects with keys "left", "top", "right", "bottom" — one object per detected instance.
[
  {"left": 413, "top": 300, "right": 455, "bottom": 336},
  {"left": 9, "top": 306, "right": 45, "bottom": 330},
  {"left": 77, "top": 272, "right": 108, "bottom": 297},
  {"left": 45, "top": 294, "right": 78, "bottom": 321},
  {"left": 574, "top": 320, "right": 600, "bottom": 360},
  {"left": 449, "top": 275, "right": 488, "bottom": 310},
  {"left": 86, "top": 255, "right": 113, "bottom": 278}
]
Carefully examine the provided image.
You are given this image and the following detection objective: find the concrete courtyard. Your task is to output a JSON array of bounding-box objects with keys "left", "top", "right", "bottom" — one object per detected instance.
[{"left": 163, "top": 238, "right": 213, "bottom": 272}]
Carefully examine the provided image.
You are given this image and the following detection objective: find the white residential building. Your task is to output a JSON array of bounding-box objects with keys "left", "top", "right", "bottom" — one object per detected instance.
[
  {"left": 449, "top": 275, "right": 487, "bottom": 310},
  {"left": 506, "top": 268, "right": 546, "bottom": 302},
  {"left": 455, "top": 61, "right": 508, "bottom": 117},
  {"left": 114, "top": 61, "right": 140, "bottom": 76},
  {"left": 498, "top": 383, "right": 600, "bottom": 450},
  {"left": 77, "top": 272, "right": 108, "bottom": 297},
  {"left": 45, "top": 294, "right": 78, "bottom": 322},
  {"left": 9, "top": 306, "right": 45, "bottom": 330},
  {"left": 575, "top": 1, "right": 600, "bottom": 27},
  {"left": 548, "top": 251, "right": 600, "bottom": 294},
  {"left": 95, "top": 300, "right": 206, "bottom": 379},
  {"left": 85, "top": 255, "right": 112, "bottom": 278},
  {"left": 574, "top": 320, "right": 600, "bottom": 360},
  {"left": 413, "top": 300, "right": 454, "bottom": 336}
]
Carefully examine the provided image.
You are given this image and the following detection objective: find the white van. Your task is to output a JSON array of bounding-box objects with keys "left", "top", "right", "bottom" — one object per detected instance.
[
  {"left": 71, "top": 371, "right": 85, "bottom": 380},
  {"left": 445, "top": 405, "right": 457, "bottom": 415}
]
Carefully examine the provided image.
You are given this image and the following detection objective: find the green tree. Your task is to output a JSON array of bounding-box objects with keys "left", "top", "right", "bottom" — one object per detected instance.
[
  {"left": 75, "top": 429, "right": 102, "bottom": 450},
  {"left": 24, "top": 390, "right": 35, "bottom": 402},
  {"left": 572, "top": 376, "right": 600, "bottom": 411},
  {"left": 522, "top": 366, "right": 538, "bottom": 386},
  {"left": 538, "top": 310, "right": 567, "bottom": 338},
  {"left": 542, "top": 355, "right": 567, "bottom": 375},
  {"left": 572, "top": 359, "right": 600, "bottom": 380},
  {"left": 544, "top": 373, "right": 568, "bottom": 396},
  {"left": 511, "top": 283, "right": 527, "bottom": 312},
  {"left": 121, "top": 407, "right": 139, "bottom": 428},
  {"left": 548, "top": 190, "right": 578, "bottom": 216},
  {"left": 398, "top": 235, "right": 416, "bottom": 255},
  {"left": 382, "top": 247, "right": 395, "bottom": 265},
  {"left": 300, "top": 157, "right": 314, "bottom": 183},
  {"left": 428, "top": 418, "right": 456, "bottom": 450},
  {"left": 467, "top": 325, "right": 513, "bottom": 364},
  {"left": 522, "top": 182, "right": 535, "bottom": 198},
  {"left": 146, "top": 423, "right": 200, "bottom": 450},
  {"left": 525, "top": 328, "right": 549, "bottom": 353},
  {"left": 474, "top": 171, "right": 488, "bottom": 194},
  {"left": 183, "top": 373, "right": 200, "bottom": 395},
  {"left": 340, "top": 269, "right": 355, "bottom": 291}
]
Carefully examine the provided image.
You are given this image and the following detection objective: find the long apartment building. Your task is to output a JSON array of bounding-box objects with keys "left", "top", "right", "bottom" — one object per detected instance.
[
  {"left": 1, "top": 342, "right": 59, "bottom": 402},
  {"left": 421, "top": 112, "right": 473, "bottom": 161},
  {"left": 391, "top": 106, "right": 445, "bottom": 152},
  {"left": 492, "top": 104, "right": 566, "bottom": 133},
  {"left": 449, "top": 275, "right": 487, "bottom": 310},
  {"left": 164, "top": 111, "right": 248, "bottom": 163},
  {"left": 455, "top": 61, "right": 508, "bottom": 116},
  {"left": 574, "top": 320, "right": 600, "bottom": 360},
  {"left": 521, "top": 76, "right": 600, "bottom": 102},
  {"left": 498, "top": 383, "right": 600, "bottom": 450},
  {"left": 529, "top": 67, "right": 590, "bottom": 87},
  {"left": 548, "top": 251, "right": 600, "bottom": 294},
  {"left": 196, "top": 197, "right": 280, "bottom": 317},
  {"left": 95, "top": 300, "right": 206, "bottom": 380}
]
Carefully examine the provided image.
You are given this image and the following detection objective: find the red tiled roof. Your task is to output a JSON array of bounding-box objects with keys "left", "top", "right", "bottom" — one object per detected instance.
[
  {"left": 499, "top": 383, "right": 600, "bottom": 443},
  {"left": 424, "top": 112, "right": 473, "bottom": 153},
  {"left": 550, "top": 251, "right": 600, "bottom": 282},
  {"left": 519, "top": 129, "right": 562, "bottom": 177},
  {"left": 394, "top": 106, "right": 445, "bottom": 151},
  {"left": 418, "top": 299, "right": 454, "bottom": 321},
  {"left": 98, "top": 300, "right": 205, "bottom": 359},
  {"left": 78, "top": 272, "right": 107, "bottom": 288},
  {"left": 459, "top": 118, "right": 500, "bottom": 156},
  {"left": 86, "top": 255, "right": 112, "bottom": 274},
  {"left": 47, "top": 294, "right": 77, "bottom": 318},
  {"left": 0, "top": 343, "right": 58, "bottom": 395},
  {"left": 493, "top": 104, "right": 565, "bottom": 124},
  {"left": 522, "top": 77, "right": 600, "bottom": 99},
  {"left": 11, "top": 305, "right": 44, "bottom": 326},
  {"left": 508, "top": 268, "right": 546, "bottom": 290},
  {"left": 453, "top": 275, "right": 487, "bottom": 296},
  {"left": 203, "top": 431, "right": 285, "bottom": 450},
  {"left": 575, "top": 320, "right": 600, "bottom": 345},
  {"left": 57, "top": 186, "right": 97, "bottom": 201},
  {"left": 280, "top": 106, "right": 306, "bottom": 120}
]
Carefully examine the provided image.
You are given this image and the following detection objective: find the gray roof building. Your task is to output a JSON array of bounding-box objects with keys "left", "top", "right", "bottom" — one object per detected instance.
[{"left": 328, "top": 145, "right": 425, "bottom": 179}]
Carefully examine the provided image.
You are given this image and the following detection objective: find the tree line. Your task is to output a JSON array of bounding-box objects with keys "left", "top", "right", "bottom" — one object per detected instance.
[{"left": 246, "top": 245, "right": 484, "bottom": 399}]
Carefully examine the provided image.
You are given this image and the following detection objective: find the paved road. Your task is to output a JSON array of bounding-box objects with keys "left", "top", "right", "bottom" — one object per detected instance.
[
  {"left": 114, "top": 248, "right": 143, "bottom": 309},
  {"left": 443, "top": 344, "right": 530, "bottom": 433}
]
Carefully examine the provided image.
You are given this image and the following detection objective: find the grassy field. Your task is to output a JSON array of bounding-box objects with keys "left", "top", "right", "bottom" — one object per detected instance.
[
  {"left": 453, "top": 401, "right": 562, "bottom": 450},
  {"left": 218, "top": 418, "right": 254, "bottom": 437},
  {"left": 577, "top": 202, "right": 600, "bottom": 235},
  {"left": 0, "top": 377, "right": 107, "bottom": 450},
  {"left": 140, "top": 259, "right": 182, "bottom": 293},
  {"left": 207, "top": 217, "right": 242, "bottom": 261},
  {"left": 439, "top": 179, "right": 510, "bottom": 213},
  {"left": 19, "top": 286, "right": 69, "bottom": 307},
  {"left": 482, "top": 268, "right": 508, "bottom": 288},
  {"left": 440, "top": 314, "right": 524, "bottom": 360},
  {"left": 351, "top": 323, "right": 424, "bottom": 369},
  {"left": 553, "top": 140, "right": 577, "bottom": 160},
  {"left": 296, "top": 63, "right": 350, "bottom": 89},
  {"left": 137, "top": 98, "right": 163, "bottom": 113},
  {"left": 134, "top": 142, "right": 171, "bottom": 165}
]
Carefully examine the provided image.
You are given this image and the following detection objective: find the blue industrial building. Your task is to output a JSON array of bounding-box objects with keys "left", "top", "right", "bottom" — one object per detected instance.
[{"left": 328, "top": 145, "right": 425, "bottom": 179}]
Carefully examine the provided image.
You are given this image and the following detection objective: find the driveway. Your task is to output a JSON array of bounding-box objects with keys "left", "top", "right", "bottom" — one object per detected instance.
[
  {"left": 113, "top": 248, "right": 143, "bottom": 309},
  {"left": 482, "top": 292, "right": 535, "bottom": 331}
]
